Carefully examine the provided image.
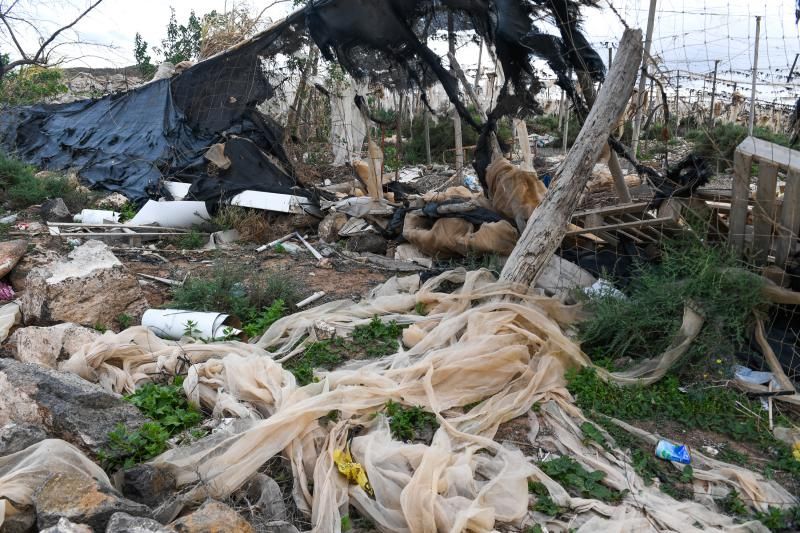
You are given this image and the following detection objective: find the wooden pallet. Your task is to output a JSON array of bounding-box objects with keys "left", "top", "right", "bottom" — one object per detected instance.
[{"left": 567, "top": 201, "right": 683, "bottom": 246}]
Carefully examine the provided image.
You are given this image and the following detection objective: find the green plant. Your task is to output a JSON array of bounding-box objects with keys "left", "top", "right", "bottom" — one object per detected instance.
[
  {"left": 567, "top": 368, "right": 800, "bottom": 487},
  {"left": 176, "top": 228, "right": 206, "bottom": 249},
  {"left": 169, "top": 261, "right": 300, "bottom": 320},
  {"left": 340, "top": 515, "right": 352, "bottom": 532},
  {"left": 117, "top": 314, "right": 133, "bottom": 330},
  {"left": 183, "top": 319, "right": 202, "bottom": 339},
  {"left": 351, "top": 317, "right": 404, "bottom": 358},
  {"left": 384, "top": 400, "right": 439, "bottom": 442},
  {"left": 577, "top": 236, "right": 765, "bottom": 368},
  {"left": 243, "top": 299, "right": 286, "bottom": 338},
  {"left": 0, "top": 152, "right": 91, "bottom": 210},
  {"left": 539, "top": 456, "right": 625, "bottom": 503},
  {"left": 99, "top": 377, "right": 202, "bottom": 470},
  {"left": 285, "top": 340, "right": 344, "bottom": 386},
  {"left": 525, "top": 526, "right": 544, "bottom": 533},
  {"left": 719, "top": 490, "right": 749, "bottom": 517},
  {"left": 118, "top": 202, "right": 138, "bottom": 223},
  {"left": 754, "top": 506, "right": 800, "bottom": 532},
  {"left": 415, "top": 302, "right": 427, "bottom": 316},
  {"left": 273, "top": 243, "right": 287, "bottom": 254},
  {"left": 0, "top": 65, "right": 67, "bottom": 106},
  {"left": 686, "top": 123, "right": 792, "bottom": 170},
  {"left": 528, "top": 481, "right": 564, "bottom": 516},
  {"left": 93, "top": 323, "right": 107, "bottom": 333}
]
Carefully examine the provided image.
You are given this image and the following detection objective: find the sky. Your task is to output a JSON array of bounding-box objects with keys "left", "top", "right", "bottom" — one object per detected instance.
[{"left": 2, "top": 0, "right": 799, "bottom": 104}]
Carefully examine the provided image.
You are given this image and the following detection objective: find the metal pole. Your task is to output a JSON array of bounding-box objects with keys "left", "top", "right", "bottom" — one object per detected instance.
[
  {"left": 708, "top": 59, "right": 720, "bottom": 127},
  {"left": 631, "top": 0, "right": 657, "bottom": 155},
  {"left": 748, "top": 16, "right": 761, "bottom": 136},
  {"left": 608, "top": 46, "right": 613, "bottom": 69}
]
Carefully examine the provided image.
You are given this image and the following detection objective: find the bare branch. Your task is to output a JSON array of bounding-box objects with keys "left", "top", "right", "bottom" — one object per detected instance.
[
  {"left": 32, "top": 0, "right": 105, "bottom": 64},
  {"left": 0, "top": 7, "right": 29, "bottom": 60}
]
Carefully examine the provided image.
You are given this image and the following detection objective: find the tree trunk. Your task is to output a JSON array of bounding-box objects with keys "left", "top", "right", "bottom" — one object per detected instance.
[
  {"left": 500, "top": 29, "right": 643, "bottom": 286},
  {"left": 285, "top": 47, "right": 318, "bottom": 144},
  {"left": 448, "top": 13, "right": 463, "bottom": 176}
]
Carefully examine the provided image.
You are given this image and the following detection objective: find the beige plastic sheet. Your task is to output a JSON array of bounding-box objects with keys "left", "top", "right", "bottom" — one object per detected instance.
[
  {"left": 402, "top": 212, "right": 519, "bottom": 258},
  {"left": 60, "top": 269, "right": 797, "bottom": 532},
  {"left": 485, "top": 156, "right": 547, "bottom": 231}
]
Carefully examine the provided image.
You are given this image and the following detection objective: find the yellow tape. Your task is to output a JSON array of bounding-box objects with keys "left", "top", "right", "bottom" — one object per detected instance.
[{"left": 333, "top": 446, "right": 374, "bottom": 497}]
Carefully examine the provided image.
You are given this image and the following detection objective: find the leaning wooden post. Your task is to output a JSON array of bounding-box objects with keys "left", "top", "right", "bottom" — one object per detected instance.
[{"left": 500, "top": 29, "right": 642, "bottom": 286}]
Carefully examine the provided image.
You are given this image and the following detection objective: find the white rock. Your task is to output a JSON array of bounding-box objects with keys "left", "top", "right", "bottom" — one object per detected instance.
[{"left": 9, "top": 323, "right": 101, "bottom": 368}]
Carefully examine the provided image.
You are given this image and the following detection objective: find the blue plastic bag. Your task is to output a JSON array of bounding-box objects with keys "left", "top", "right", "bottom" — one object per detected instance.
[{"left": 655, "top": 440, "right": 691, "bottom": 464}]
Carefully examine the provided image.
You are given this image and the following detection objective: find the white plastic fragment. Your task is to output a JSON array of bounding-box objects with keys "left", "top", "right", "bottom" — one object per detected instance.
[
  {"left": 127, "top": 200, "right": 210, "bottom": 228},
  {"left": 73, "top": 209, "right": 120, "bottom": 224},
  {"left": 142, "top": 309, "right": 240, "bottom": 340}
]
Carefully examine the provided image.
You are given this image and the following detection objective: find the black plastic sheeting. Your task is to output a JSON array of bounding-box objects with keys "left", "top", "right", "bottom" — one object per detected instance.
[{"left": 0, "top": 0, "right": 601, "bottom": 203}]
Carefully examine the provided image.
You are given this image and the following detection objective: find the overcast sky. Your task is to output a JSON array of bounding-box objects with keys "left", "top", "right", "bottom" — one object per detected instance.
[{"left": 2, "top": 0, "right": 798, "bottom": 102}]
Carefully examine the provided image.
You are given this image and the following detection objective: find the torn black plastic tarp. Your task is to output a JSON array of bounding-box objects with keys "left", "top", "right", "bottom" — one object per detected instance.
[{"left": 0, "top": 0, "right": 602, "bottom": 202}]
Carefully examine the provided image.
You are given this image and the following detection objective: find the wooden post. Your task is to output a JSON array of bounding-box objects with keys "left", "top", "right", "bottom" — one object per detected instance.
[
  {"left": 729, "top": 150, "right": 752, "bottom": 254},
  {"left": 708, "top": 59, "right": 720, "bottom": 127},
  {"left": 631, "top": 0, "right": 657, "bottom": 155},
  {"left": 752, "top": 163, "right": 779, "bottom": 265},
  {"left": 748, "top": 16, "right": 762, "bottom": 136},
  {"left": 395, "top": 91, "right": 404, "bottom": 180},
  {"left": 788, "top": 53, "right": 799, "bottom": 82},
  {"left": 776, "top": 170, "right": 800, "bottom": 267},
  {"left": 515, "top": 119, "right": 533, "bottom": 171},
  {"left": 448, "top": 13, "right": 463, "bottom": 177},
  {"left": 500, "top": 29, "right": 643, "bottom": 286}
]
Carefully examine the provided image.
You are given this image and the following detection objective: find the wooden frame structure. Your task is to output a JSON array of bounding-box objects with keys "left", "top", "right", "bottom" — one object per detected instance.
[{"left": 730, "top": 136, "right": 800, "bottom": 267}]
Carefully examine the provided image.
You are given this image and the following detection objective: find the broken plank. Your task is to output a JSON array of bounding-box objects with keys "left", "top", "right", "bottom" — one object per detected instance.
[
  {"left": 47, "top": 222, "right": 191, "bottom": 232},
  {"left": 736, "top": 136, "right": 800, "bottom": 174}
]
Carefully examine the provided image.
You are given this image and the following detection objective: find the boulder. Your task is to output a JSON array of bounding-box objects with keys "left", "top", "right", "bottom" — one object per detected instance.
[
  {"left": 317, "top": 212, "right": 348, "bottom": 243},
  {"left": 0, "top": 239, "right": 28, "bottom": 278},
  {"left": 0, "top": 423, "right": 49, "bottom": 457},
  {"left": 106, "top": 512, "right": 174, "bottom": 532},
  {"left": 97, "top": 193, "right": 129, "bottom": 210},
  {"left": 40, "top": 518, "right": 94, "bottom": 533},
  {"left": 170, "top": 500, "right": 254, "bottom": 533},
  {"left": 345, "top": 233, "right": 388, "bottom": 255},
  {"left": 0, "top": 359, "right": 147, "bottom": 453},
  {"left": 21, "top": 240, "right": 149, "bottom": 327},
  {"left": 9, "top": 323, "right": 101, "bottom": 368},
  {"left": 120, "top": 464, "right": 177, "bottom": 508},
  {"left": 34, "top": 472, "right": 152, "bottom": 531},
  {"left": 40, "top": 198, "right": 72, "bottom": 222},
  {"left": 2, "top": 507, "right": 37, "bottom": 533}
]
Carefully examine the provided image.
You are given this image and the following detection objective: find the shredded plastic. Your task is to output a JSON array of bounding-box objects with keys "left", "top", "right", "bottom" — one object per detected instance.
[{"left": 51, "top": 269, "right": 797, "bottom": 532}]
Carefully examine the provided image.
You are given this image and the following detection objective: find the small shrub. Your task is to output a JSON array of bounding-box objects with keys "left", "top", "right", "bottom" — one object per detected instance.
[
  {"left": 351, "top": 316, "right": 404, "bottom": 358},
  {"left": 176, "top": 227, "right": 206, "bottom": 249},
  {"left": 0, "top": 152, "right": 90, "bottom": 210},
  {"left": 285, "top": 340, "right": 344, "bottom": 386},
  {"left": 242, "top": 299, "right": 286, "bottom": 338},
  {"left": 119, "top": 202, "right": 138, "bottom": 222}
]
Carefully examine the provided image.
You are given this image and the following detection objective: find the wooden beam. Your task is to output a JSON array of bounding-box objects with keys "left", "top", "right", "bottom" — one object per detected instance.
[
  {"left": 775, "top": 169, "right": 800, "bottom": 267},
  {"left": 736, "top": 136, "right": 800, "bottom": 174},
  {"left": 729, "top": 150, "right": 752, "bottom": 254},
  {"left": 751, "top": 163, "right": 779, "bottom": 265},
  {"left": 566, "top": 216, "right": 675, "bottom": 237},
  {"left": 500, "top": 29, "right": 643, "bottom": 286}
]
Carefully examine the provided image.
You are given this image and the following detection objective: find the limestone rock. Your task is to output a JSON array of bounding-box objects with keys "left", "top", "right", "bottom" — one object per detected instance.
[
  {"left": 9, "top": 323, "right": 101, "bottom": 368},
  {"left": 2, "top": 506, "right": 37, "bottom": 533},
  {"left": 120, "top": 464, "right": 177, "bottom": 508},
  {"left": 21, "top": 240, "right": 148, "bottom": 327},
  {"left": 170, "top": 500, "right": 254, "bottom": 533},
  {"left": 318, "top": 212, "right": 348, "bottom": 243},
  {"left": 97, "top": 193, "right": 129, "bottom": 210},
  {"left": 0, "top": 239, "right": 28, "bottom": 278},
  {"left": 40, "top": 518, "right": 94, "bottom": 533},
  {"left": 34, "top": 472, "right": 152, "bottom": 531},
  {"left": 345, "top": 233, "right": 388, "bottom": 255},
  {"left": 40, "top": 198, "right": 72, "bottom": 222},
  {"left": 0, "top": 423, "right": 49, "bottom": 457},
  {"left": 0, "top": 359, "right": 147, "bottom": 453},
  {"left": 106, "top": 512, "right": 174, "bottom": 532}
]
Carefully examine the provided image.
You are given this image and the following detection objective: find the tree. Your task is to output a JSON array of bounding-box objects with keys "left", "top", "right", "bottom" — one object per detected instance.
[
  {"left": 0, "top": 59, "right": 67, "bottom": 105},
  {"left": 134, "top": 7, "right": 204, "bottom": 74},
  {"left": 0, "top": 0, "right": 105, "bottom": 78}
]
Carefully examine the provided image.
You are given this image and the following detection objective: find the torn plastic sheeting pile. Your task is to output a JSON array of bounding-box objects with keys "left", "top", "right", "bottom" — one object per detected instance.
[{"left": 53, "top": 270, "right": 797, "bottom": 532}]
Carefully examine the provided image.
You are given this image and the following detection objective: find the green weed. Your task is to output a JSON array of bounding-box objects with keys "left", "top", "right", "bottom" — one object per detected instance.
[
  {"left": 384, "top": 400, "right": 439, "bottom": 442},
  {"left": 242, "top": 299, "right": 286, "bottom": 338},
  {"left": 528, "top": 481, "right": 564, "bottom": 516},
  {"left": 539, "top": 456, "right": 625, "bottom": 503},
  {"left": 98, "top": 377, "right": 202, "bottom": 470},
  {"left": 176, "top": 228, "right": 206, "bottom": 249},
  {"left": 169, "top": 261, "right": 300, "bottom": 320},
  {"left": 0, "top": 152, "right": 92, "bottom": 210},
  {"left": 117, "top": 314, "right": 133, "bottom": 330},
  {"left": 93, "top": 323, "right": 107, "bottom": 333},
  {"left": 577, "top": 236, "right": 765, "bottom": 370},
  {"left": 284, "top": 317, "right": 406, "bottom": 385},
  {"left": 118, "top": 202, "right": 138, "bottom": 222},
  {"left": 567, "top": 368, "right": 800, "bottom": 487}
]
